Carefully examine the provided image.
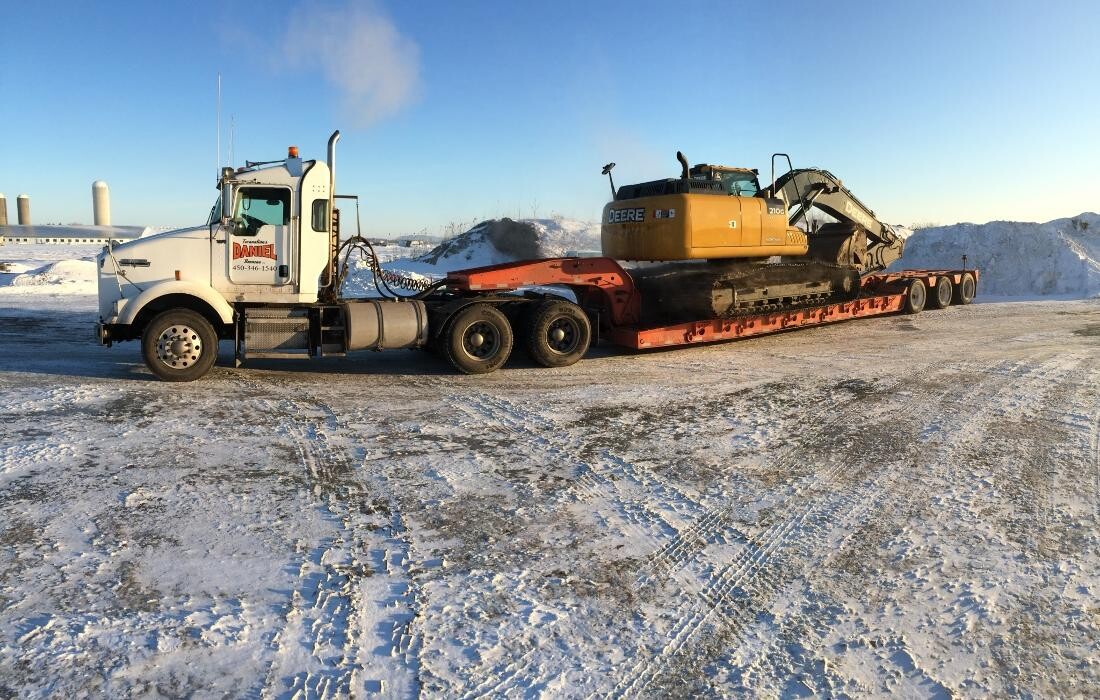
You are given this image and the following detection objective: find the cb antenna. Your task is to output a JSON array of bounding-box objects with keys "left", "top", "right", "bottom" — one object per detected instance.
[
  {"left": 216, "top": 73, "right": 222, "bottom": 173},
  {"left": 602, "top": 162, "right": 617, "bottom": 199}
]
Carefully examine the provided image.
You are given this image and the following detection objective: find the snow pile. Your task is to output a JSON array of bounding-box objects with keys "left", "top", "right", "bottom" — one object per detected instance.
[
  {"left": 0, "top": 259, "right": 97, "bottom": 294},
  {"left": 415, "top": 217, "right": 600, "bottom": 269},
  {"left": 889, "top": 223, "right": 915, "bottom": 241},
  {"left": 343, "top": 217, "right": 600, "bottom": 297},
  {"left": 893, "top": 213, "right": 1100, "bottom": 297}
]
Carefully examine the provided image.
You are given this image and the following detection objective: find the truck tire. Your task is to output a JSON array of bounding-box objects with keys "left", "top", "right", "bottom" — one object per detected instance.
[
  {"left": 954, "top": 272, "right": 976, "bottom": 305},
  {"left": 141, "top": 309, "right": 219, "bottom": 382},
  {"left": 930, "top": 275, "right": 953, "bottom": 309},
  {"left": 525, "top": 299, "right": 591, "bottom": 368},
  {"left": 444, "top": 303, "right": 513, "bottom": 374},
  {"left": 904, "top": 279, "right": 926, "bottom": 314}
]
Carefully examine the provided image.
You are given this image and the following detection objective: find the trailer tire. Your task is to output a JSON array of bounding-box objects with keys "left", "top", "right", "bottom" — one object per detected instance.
[
  {"left": 954, "top": 272, "right": 976, "bottom": 305},
  {"left": 904, "top": 279, "right": 926, "bottom": 314},
  {"left": 141, "top": 309, "right": 218, "bottom": 382},
  {"left": 444, "top": 303, "right": 513, "bottom": 374},
  {"left": 525, "top": 300, "right": 591, "bottom": 368},
  {"left": 930, "top": 276, "right": 953, "bottom": 310}
]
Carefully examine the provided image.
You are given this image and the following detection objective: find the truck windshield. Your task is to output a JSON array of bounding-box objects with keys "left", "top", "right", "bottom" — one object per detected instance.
[
  {"left": 720, "top": 173, "right": 759, "bottom": 197},
  {"left": 206, "top": 195, "right": 221, "bottom": 226}
]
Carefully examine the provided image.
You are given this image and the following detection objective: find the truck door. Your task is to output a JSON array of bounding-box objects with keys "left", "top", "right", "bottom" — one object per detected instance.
[{"left": 227, "top": 186, "right": 295, "bottom": 286}]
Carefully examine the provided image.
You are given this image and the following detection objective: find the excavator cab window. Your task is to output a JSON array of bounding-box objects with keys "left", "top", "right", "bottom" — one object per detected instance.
[{"left": 719, "top": 172, "right": 759, "bottom": 197}]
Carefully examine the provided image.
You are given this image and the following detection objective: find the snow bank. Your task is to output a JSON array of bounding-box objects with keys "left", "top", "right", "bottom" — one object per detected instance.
[
  {"left": 0, "top": 259, "right": 97, "bottom": 294},
  {"left": 343, "top": 217, "right": 600, "bottom": 297},
  {"left": 893, "top": 213, "right": 1100, "bottom": 298},
  {"left": 412, "top": 217, "right": 600, "bottom": 269}
]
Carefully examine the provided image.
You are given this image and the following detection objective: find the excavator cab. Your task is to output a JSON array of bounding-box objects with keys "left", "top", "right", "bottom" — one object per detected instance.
[{"left": 689, "top": 164, "right": 761, "bottom": 197}]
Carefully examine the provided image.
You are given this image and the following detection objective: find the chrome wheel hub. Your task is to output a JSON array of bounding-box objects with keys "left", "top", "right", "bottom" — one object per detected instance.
[{"left": 156, "top": 325, "right": 203, "bottom": 369}]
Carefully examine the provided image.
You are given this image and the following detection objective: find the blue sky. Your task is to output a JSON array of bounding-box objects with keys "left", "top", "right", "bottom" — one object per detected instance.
[{"left": 2, "top": 0, "right": 1098, "bottom": 234}]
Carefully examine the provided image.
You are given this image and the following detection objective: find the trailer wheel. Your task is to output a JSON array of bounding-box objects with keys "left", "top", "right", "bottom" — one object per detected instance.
[
  {"left": 141, "top": 309, "right": 218, "bottom": 382},
  {"left": 904, "top": 279, "right": 926, "bottom": 314},
  {"left": 954, "top": 272, "right": 976, "bottom": 305},
  {"left": 525, "top": 300, "right": 591, "bottom": 368},
  {"left": 930, "top": 276, "right": 953, "bottom": 309},
  {"left": 444, "top": 304, "right": 513, "bottom": 374}
]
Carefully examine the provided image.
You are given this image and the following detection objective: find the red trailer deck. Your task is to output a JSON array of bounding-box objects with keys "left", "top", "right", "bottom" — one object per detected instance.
[{"left": 445, "top": 258, "right": 979, "bottom": 351}]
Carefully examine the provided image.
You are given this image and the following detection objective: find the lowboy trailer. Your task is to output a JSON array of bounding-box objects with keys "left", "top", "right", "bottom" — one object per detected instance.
[{"left": 441, "top": 256, "right": 978, "bottom": 354}]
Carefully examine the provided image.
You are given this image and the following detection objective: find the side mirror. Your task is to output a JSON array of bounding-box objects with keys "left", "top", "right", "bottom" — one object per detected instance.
[{"left": 228, "top": 216, "right": 251, "bottom": 236}]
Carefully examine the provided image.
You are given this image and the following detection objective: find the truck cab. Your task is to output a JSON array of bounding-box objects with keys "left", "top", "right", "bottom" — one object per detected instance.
[{"left": 96, "top": 135, "right": 340, "bottom": 379}]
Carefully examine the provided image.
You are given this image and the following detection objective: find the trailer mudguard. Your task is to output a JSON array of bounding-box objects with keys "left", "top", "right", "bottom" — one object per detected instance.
[{"left": 116, "top": 280, "right": 236, "bottom": 327}]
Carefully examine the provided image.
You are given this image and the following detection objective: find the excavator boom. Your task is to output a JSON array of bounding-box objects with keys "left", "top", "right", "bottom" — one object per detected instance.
[{"left": 772, "top": 168, "right": 904, "bottom": 273}]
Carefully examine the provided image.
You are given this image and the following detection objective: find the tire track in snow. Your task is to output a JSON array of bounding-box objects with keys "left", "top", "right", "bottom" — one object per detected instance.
[
  {"left": 253, "top": 394, "right": 422, "bottom": 699},
  {"left": 448, "top": 367, "right": 942, "bottom": 697},
  {"left": 455, "top": 360, "right": 1033, "bottom": 697},
  {"left": 733, "top": 353, "right": 1091, "bottom": 690},
  {"left": 457, "top": 391, "right": 698, "bottom": 549},
  {"left": 452, "top": 390, "right": 716, "bottom": 699},
  {"left": 608, "top": 356, "right": 1071, "bottom": 697},
  {"left": 633, "top": 361, "right": 949, "bottom": 591}
]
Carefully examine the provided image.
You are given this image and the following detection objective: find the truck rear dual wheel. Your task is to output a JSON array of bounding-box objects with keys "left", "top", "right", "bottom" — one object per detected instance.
[
  {"left": 444, "top": 304, "right": 514, "bottom": 374},
  {"left": 930, "top": 276, "right": 953, "bottom": 310},
  {"left": 954, "top": 272, "right": 976, "bottom": 305},
  {"left": 524, "top": 299, "right": 591, "bottom": 368},
  {"left": 141, "top": 309, "right": 219, "bottom": 382}
]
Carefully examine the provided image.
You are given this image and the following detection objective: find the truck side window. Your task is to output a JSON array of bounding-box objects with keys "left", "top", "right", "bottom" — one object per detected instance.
[
  {"left": 311, "top": 199, "right": 329, "bottom": 232},
  {"left": 235, "top": 187, "right": 290, "bottom": 234}
]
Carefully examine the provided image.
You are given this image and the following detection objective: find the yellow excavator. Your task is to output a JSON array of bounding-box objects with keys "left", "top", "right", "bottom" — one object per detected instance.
[{"left": 600, "top": 153, "right": 905, "bottom": 324}]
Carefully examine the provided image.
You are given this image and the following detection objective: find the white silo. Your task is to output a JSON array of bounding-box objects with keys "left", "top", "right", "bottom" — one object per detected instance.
[
  {"left": 17, "top": 194, "right": 30, "bottom": 225},
  {"left": 0, "top": 194, "right": 7, "bottom": 226},
  {"left": 93, "top": 181, "right": 111, "bottom": 226}
]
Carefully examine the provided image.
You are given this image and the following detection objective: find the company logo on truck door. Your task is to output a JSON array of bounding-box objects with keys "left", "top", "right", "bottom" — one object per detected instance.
[
  {"left": 232, "top": 242, "right": 278, "bottom": 260},
  {"left": 607, "top": 207, "right": 645, "bottom": 224}
]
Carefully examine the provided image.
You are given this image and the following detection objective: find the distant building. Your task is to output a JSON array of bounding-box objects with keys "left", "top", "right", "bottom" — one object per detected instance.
[
  {"left": 0, "top": 224, "right": 148, "bottom": 244},
  {"left": 396, "top": 238, "right": 432, "bottom": 248}
]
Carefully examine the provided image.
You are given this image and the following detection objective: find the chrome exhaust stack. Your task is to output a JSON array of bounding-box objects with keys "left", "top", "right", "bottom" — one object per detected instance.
[{"left": 320, "top": 130, "right": 342, "bottom": 299}]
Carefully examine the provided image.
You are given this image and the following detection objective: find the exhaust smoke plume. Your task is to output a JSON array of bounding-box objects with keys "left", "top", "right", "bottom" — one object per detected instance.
[{"left": 284, "top": 1, "right": 421, "bottom": 127}]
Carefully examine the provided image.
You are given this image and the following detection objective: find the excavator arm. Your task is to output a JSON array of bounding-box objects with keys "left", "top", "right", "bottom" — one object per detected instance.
[{"left": 771, "top": 168, "right": 904, "bottom": 274}]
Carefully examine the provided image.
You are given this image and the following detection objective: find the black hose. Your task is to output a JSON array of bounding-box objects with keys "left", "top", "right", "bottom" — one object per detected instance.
[{"left": 331, "top": 235, "right": 438, "bottom": 299}]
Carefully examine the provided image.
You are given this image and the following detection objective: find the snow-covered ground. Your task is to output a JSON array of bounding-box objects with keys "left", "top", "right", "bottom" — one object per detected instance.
[{"left": 1, "top": 222, "right": 1098, "bottom": 696}]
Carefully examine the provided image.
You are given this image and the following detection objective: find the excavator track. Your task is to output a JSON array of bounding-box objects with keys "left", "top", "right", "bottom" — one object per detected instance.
[{"left": 629, "top": 260, "right": 861, "bottom": 326}]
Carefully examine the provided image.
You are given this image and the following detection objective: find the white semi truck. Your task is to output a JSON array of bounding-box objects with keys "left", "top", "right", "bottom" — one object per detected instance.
[{"left": 97, "top": 131, "right": 607, "bottom": 381}]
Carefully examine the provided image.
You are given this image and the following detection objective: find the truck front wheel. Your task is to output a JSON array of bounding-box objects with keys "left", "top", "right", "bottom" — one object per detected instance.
[
  {"left": 141, "top": 309, "right": 219, "bottom": 382},
  {"left": 444, "top": 304, "right": 514, "bottom": 374},
  {"left": 525, "top": 300, "right": 591, "bottom": 368}
]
